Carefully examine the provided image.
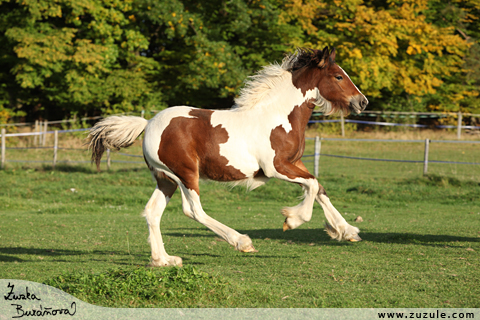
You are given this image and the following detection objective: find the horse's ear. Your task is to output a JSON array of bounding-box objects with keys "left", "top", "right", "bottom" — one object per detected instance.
[
  {"left": 318, "top": 47, "right": 330, "bottom": 68},
  {"left": 329, "top": 47, "right": 336, "bottom": 64}
]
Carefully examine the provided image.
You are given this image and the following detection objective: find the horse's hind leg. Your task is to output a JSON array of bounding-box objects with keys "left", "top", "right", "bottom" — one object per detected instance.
[
  {"left": 176, "top": 182, "right": 257, "bottom": 253},
  {"left": 143, "top": 171, "right": 182, "bottom": 267}
]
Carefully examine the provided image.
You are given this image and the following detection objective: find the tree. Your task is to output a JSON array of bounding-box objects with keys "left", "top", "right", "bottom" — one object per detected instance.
[
  {"left": 134, "top": 0, "right": 299, "bottom": 109},
  {"left": 0, "top": 0, "right": 478, "bottom": 123},
  {"left": 422, "top": 0, "right": 480, "bottom": 114},
  {"left": 0, "top": 0, "right": 161, "bottom": 122}
]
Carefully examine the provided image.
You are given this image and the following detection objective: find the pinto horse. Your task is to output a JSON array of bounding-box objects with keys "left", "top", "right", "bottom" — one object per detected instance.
[{"left": 88, "top": 47, "right": 368, "bottom": 267}]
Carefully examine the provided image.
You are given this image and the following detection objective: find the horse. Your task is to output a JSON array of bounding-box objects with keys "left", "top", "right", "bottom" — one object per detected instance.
[{"left": 87, "top": 47, "right": 368, "bottom": 267}]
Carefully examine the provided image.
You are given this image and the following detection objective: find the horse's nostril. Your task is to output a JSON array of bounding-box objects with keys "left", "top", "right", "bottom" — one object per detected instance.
[{"left": 361, "top": 98, "right": 368, "bottom": 109}]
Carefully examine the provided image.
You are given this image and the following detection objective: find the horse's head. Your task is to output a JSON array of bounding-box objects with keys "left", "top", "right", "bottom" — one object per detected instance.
[{"left": 287, "top": 47, "right": 368, "bottom": 115}]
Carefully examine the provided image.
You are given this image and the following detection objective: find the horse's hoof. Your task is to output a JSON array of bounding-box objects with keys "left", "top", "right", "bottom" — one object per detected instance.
[
  {"left": 241, "top": 245, "right": 258, "bottom": 253},
  {"left": 348, "top": 235, "right": 362, "bottom": 242},
  {"left": 147, "top": 256, "right": 183, "bottom": 267},
  {"left": 283, "top": 221, "right": 291, "bottom": 232}
]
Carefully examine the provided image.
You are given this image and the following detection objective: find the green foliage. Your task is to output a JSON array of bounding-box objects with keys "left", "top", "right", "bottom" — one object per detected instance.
[
  {"left": 134, "top": 0, "right": 296, "bottom": 108},
  {"left": 0, "top": 0, "right": 163, "bottom": 119}
]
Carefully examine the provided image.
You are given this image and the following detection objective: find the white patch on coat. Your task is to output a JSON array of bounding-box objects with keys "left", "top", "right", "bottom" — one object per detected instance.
[{"left": 337, "top": 66, "right": 368, "bottom": 102}]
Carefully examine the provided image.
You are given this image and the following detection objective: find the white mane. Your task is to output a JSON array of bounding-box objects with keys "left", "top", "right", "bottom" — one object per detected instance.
[
  {"left": 233, "top": 63, "right": 291, "bottom": 110},
  {"left": 233, "top": 52, "right": 333, "bottom": 113}
]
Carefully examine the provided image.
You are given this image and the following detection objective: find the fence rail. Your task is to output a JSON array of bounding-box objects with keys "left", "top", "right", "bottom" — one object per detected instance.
[
  {"left": 305, "top": 137, "right": 480, "bottom": 176},
  {"left": 310, "top": 119, "right": 480, "bottom": 129},
  {"left": 1, "top": 128, "right": 479, "bottom": 176}
]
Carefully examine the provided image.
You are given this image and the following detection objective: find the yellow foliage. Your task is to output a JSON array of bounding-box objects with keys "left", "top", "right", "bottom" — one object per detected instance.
[
  {"left": 0, "top": 110, "right": 10, "bottom": 124},
  {"left": 280, "top": 0, "right": 326, "bottom": 35},
  {"left": 285, "top": 0, "right": 469, "bottom": 99}
]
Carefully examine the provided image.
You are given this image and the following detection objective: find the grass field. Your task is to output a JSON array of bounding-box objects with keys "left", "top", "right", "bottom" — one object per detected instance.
[{"left": 0, "top": 135, "right": 479, "bottom": 308}]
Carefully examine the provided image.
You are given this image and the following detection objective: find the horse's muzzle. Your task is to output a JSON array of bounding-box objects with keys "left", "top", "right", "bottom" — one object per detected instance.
[{"left": 349, "top": 95, "right": 369, "bottom": 114}]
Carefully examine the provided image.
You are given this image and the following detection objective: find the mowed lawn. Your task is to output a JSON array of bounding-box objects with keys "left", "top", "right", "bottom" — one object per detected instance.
[{"left": 0, "top": 138, "right": 479, "bottom": 308}]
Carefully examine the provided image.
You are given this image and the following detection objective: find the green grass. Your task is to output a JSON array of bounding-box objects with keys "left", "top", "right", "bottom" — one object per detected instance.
[
  {"left": 0, "top": 139, "right": 479, "bottom": 308},
  {"left": 44, "top": 265, "right": 228, "bottom": 307}
]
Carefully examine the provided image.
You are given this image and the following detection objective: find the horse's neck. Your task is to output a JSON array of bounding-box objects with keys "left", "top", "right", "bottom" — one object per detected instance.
[
  {"left": 229, "top": 100, "right": 312, "bottom": 141},
  {"left": 244, "top": 85, "right": 314, "bottom": 128}
]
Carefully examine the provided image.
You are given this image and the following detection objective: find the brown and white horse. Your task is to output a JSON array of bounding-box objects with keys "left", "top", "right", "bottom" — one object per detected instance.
[{"left": 88, "top": 47, "right": 368, "bottom": 267}]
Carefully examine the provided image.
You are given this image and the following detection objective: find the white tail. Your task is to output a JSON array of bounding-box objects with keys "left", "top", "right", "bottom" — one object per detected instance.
[{"left": 87, "top": 116, "right": 148, "bottom": 170}]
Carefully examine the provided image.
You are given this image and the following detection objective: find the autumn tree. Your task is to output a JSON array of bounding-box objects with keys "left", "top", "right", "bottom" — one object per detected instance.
[
  {"left": 282, "top": 0, "right": 471, "bottom": 112},
  {"left": 422, "top": 0, "right": 480, "bottom": 114}
]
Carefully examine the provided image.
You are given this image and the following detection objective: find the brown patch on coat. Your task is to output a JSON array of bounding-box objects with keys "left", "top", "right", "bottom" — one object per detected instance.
[
  {"left": 291, "top": 65, "right": 323, "bottom": 96},
  {"left": 144, "top": 156, "right": 178, "bottom": 198},
  {"left": 270, "top": 102, "right": 315, "bottom": 180},
  {"left": 317, "top": 183, "right": 327, "bottom": 196},
  {"left": 157, "top": 109, "right": 247, "bottom": 194}
]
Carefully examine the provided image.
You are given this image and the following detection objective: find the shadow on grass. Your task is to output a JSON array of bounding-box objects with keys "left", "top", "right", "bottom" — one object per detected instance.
[
  {"left": 33, "top": 164, "right": 147, "bottom": 174},
  {"left": 39, "top": 164, "right": 96, "bottom": 173},
  {"left": 0, "top": 247, "right": 147, "bottom": 264},
  {"left": 360, "top": 232, "right": 479, "bottom": 247},
  {"left": 0, "top": 255, "right": 27, "bottom": 262},
  {"left": 250, "top": 229, "right": 479, "bottom": 247},
  {"left": 166, "top": 227, "right": 479, "bottom": 247}
]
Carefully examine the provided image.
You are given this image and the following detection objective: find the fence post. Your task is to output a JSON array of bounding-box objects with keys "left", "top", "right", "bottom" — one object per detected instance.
[
  {"left": 107, "top": 148, "right": 111, "bottom": 170},
  {"left": 340, "top": 114, "right": 345, "bottom": 137},
  {"left": 43, "top": 120, "right": 48, "bottom": 146},
  {"left": 314, "top": 136, "right": 321, "bottom": 177},
  {"left": 457, "top": 112, "right": 462, "bottom": 140},
  {"left": 1, "top": 128, "right": 5, "bottom": 169},
  {"left": 34, "top": 120, "right": 39, "bottom": 146},
  {"left": 53, "top": 130, "right": 58, "bottom": 170},
  {"left": 38, "top": 121, "right": 43, "bottom": 146},
  {"left": 423, "top": 139, "right": 430, "bottom": 176}
]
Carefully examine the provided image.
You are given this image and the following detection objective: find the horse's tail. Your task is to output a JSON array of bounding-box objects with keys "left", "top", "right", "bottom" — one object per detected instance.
[{"left": 87, "top": 116, "right": 148, "bottom": 171}]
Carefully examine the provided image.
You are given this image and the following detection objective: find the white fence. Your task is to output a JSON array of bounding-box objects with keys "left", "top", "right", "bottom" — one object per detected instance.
[
  {"left": 311, "top": 111, "right": 480, "bottom": 139},
  {"left": 309, "top": 137, "right": 480, "bottom": 176},
  {"left": 2, "top": 128, "right": 479, "bottom": 177}
]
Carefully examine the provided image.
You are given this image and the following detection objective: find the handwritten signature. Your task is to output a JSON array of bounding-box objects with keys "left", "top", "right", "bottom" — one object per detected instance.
[
  {"left": 4, "top": 282, "right": 77, "bottom": 318},
  {"left": 10, "top": 303, "right": 77, "bottom": 318},
  {"left": 4, "top": 283, "right": 41, "bottom": 302}
]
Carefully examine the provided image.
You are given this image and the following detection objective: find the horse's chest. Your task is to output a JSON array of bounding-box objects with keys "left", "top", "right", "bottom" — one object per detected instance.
[{"left": 270, "top": 123, "right": 306, "bottom": 162}]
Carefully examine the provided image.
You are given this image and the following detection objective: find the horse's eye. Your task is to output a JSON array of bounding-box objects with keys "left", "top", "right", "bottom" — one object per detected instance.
[{"left": 335, "top": 75, "right": 343, "bottom": 81}]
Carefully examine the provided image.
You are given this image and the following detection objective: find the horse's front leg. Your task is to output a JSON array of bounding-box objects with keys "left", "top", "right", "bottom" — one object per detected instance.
[
  {"left": 315, "top": 187, "right": 362, "bottom": 242},
  {"left": 281, "top": 160, "right": 361, "bottom": 242},
  {"left": 270, "top": 160, "right": 319, "bottom": 231}
]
